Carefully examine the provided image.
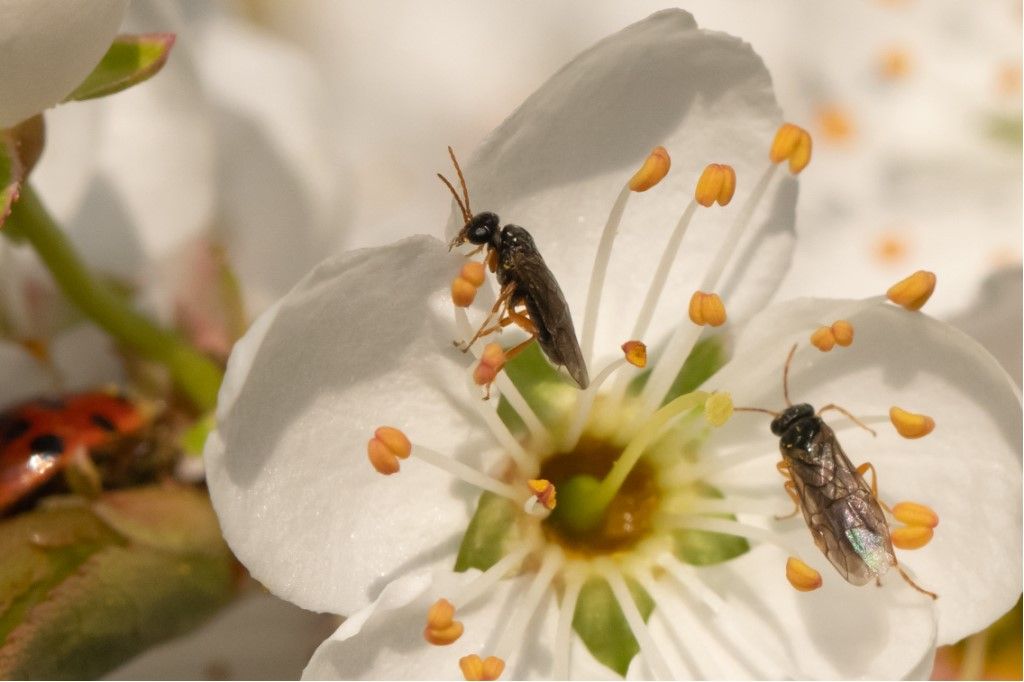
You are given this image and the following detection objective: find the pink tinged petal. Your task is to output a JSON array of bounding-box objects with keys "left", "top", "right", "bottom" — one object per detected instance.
[
  {"left": 448, "top": 10, "right": 795, "bottom": 360},
  {"left": 708, "top": 297, "right": 1021, "bottom": 645},
  {"left": 206, "top": 236, "right": 495, "bottom": 616},
  {"left": 0, "top": 0, "right": 129, "bottom": 127}
]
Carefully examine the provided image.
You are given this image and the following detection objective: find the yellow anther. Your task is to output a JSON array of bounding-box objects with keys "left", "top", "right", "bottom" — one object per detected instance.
[
  {"left": 451, "top": 262, "right": 487, "bottom": 308},
  {"left": 879, "top": 47, "right": 912, "bottom": 80},
  {"left": 810, "top": 326, "right": 836, "bottom": 352},
  {"left": 694, "top": 163, "right": 737, "bottom": 207},
  {"left": 621, "top": 340, "right": 647, "bottom": 368},
  {"left": 785, "top": 556, "right": 823, "bottom": 592},
  {"left": 891, "top": 525, "right": 934, "bottom": 550},
  {"left": 886, "top": 270, "right": 936, "bottom": 311},
  {"left": 473, "top": 343, "right": 507, "bottom": 397},
  {"left": 892, "top": 501, "right": 939, "bottom": 529},
  {"left": 831, "top": 320, "right": 854, "bottom": 346},
  {"left": 688, "top": 291, "right": 727, "bottom": 327},
  {"left": 889, "top": 406, "right": 935, "bottom": 439},
  {"left": 424, "top": 598, "right": 464, "bottom": 646},
  {"left": 451, "top": 276, "right": 478, "bottom": 308},
  {"left": 704, "top": 391, "right": 734, "bottom": 427},
  {"left": 527, "top": 479, "right": 557, "bottom": 510},
  {"left": 367, "top": 426, "right": 411, "bottom": 475},
  {"left": 460, "top": 654, "right": 505, "bottom": 681},
  {"left": 461, "top": 261, "right": 486, "bottom": 287},
  {"left": 815, "top": 104, "right": 855, "bottom": 142},
  {"left": 769, "top": 123, "right": 813, "bottom": 174},
  {"left": 628, "top": 146, "right": 671, "bottom": 192}
]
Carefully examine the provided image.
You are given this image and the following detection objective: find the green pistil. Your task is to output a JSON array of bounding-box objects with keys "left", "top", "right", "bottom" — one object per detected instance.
[
  {"left": 555, "top": 390, "right": 708, "bottom": 533},
  {"left": 4, "top": 184, "right": 223, "bottom": 412}
]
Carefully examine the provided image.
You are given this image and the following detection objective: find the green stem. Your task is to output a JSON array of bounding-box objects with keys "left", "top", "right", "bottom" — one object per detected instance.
[
  {"left": 4, "top": 183, "right": 223, "bottom": 412},
  {"left": 558, "top": 390, "right": 708, "bottom": 533}
]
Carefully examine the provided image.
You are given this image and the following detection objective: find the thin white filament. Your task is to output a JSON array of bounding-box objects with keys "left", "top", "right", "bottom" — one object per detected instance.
[
  {"left": 411, "top": 445, "right": 521, "bottom": 501},
  {"left": 580, "top": 185, "right": 631, "bottom": 366},
  {"left": 601, "top": 563, "right": 675, "bottom": 680},
  {"left": 493, "top": 546, "right": 563, "bottom": 662},
  {"left": 553, "top": 573, "right": 584, "bottom": 680}
]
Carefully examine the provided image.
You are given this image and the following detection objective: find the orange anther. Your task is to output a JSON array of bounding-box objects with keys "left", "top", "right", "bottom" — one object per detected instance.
[
  {"left": 621, "top": 340, "right": 647, "bottom": 368},
  {"left": 451, "top": 276, "right": 478, "bottom": 307},
  {"left": 460, "top": 654, "right": 505, "bottom": 681},
  {"left": 473, "top": 343, "right": 507, "bottom": 394},
  {"left": 786, "top": 556, "right": 823, "bottom": 592},
  {"left": 831, "top": 320, "right": 854, "bottom": 346},
  {"left": 891, "top": 525, "right": 934, "bottom": 550},
  {"left": 889, "top": 407, "right": 935, "bottom": 439},
  {"left": 424, "top": 598, "right": 464, "bottom": 646},
  {"left": 769, "top": 123, "right": 812, "bottom": 174},
  {"left": 886, "top": 270, "right": 936, "bottom": 311},
  {"left": 816, "top": 104, "right": 855, "bottom": 142},
  {"left": 628, "top": 146, "right": 671, "bottom": 192},
  {"left": 892, "top": 501, "right": 939, "bottom": 529},
  {"left": 688, "top": 291, "right": 727, "bottom": 327},
  {"left": 460, "top": 261, "right": 486, "bottom": 287},
  {"left": 694, "top": 163, "right": 737, "bottom": 207},
  {"left": 810, "top": 326, "right": 836, "bottom": 352},
  {"left": 527, "top": 479, "right": 557, "bottom": 510},
  {"left": 367, "top": 426, "right": 412, "bottom": 475}
]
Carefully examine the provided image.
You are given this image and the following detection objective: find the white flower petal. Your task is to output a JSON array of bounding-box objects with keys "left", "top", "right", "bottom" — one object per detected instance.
[
  {"left": 0, "top": 0, "right": 128, "bottom": 127},
  {"left": 206, "top": 236, "right": 495, "bottom": 615},
  {"left": 447, "top": 9, "right": 795, "bottom": 359},
  {"left": 690, "top": 544, "right": 937, "bottom": 679},
  {"left": 304, "top": 568, "right": 616, "bottom": 681},
  {"left": 707, "top": 297, "right": 1022, "bottom": 645}
]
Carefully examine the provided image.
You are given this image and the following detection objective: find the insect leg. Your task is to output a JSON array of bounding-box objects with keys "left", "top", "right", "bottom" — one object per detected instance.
[
  {"left": 855, "top": 461, "right": 894, "bottom": 513},
  {"left": 896, "top": 565, "right": 938, "bottom": 600},
  {"left": 818, "top": 403, "right": 877, "bottom": 437},
  {"left": 502, "top": 335, "right": 538, "bottom": 363},
  {"left": 457, "top": 283, "right": 516, "bottom": 351},
  {"left": 776, "top": 480, "right": 801, "bottom": 520}
]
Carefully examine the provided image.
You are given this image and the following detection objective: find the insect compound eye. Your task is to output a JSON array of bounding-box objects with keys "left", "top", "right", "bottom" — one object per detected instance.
[
  {"left": 771, "top": 403, "right": 815, "bottom": 436},
  {"left": 466, "top": 212, "right": 499, "bottom": 245}
]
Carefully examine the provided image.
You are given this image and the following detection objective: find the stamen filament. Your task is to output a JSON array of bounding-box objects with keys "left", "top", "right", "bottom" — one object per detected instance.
[
  {"left": 678, "top": 495, "right": 785, "bottom": 517},
  {"left": 661, "top": 514, "right": 802, "bottom": 557},
  {"left": 464, "top": 371, "right": 534, "bottom": 473},
  {"left": 656, "top": 553, "right": 724, "bottom": 614},
  {"left": 640, "top": 164, "right": 779, "bottom": 414},
  {"left": 493, "top": 546, "right": 563, "bottom": 662},
  {"left": 455, "top": 304, "right": 554, "bottom": 452},
  {"left": 553, "top": 573, "right": 584, "bottom": 681},
  {"left": 561, "top": 357, "right": 629, "bottom": 451},
  {"left": 600, "top": 563, "right": 674, "bottom": 680},
  {"left": 580, "top": 185, "right": 631, "bottom": 366},
  {"left": 411, "top": 445, "right": 521, "bottom": 501},
  {"left": 631, "top": 200, "right": 698, "bottom": 340},
  {"left": 453, "top": 544, "right": 535, "bottom": 610}
]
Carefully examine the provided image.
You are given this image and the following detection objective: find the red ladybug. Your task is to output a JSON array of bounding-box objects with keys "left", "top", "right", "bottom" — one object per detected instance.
[{"left": 0, "top": 390, "right": 150, "bottom": 513}]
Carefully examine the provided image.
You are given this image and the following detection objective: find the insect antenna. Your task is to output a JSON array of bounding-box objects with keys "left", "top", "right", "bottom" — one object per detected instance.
[
  {"left": 818, "top": 403, "right": 877, "bottom": 437},
  {"left": 897, "top": 565, "right": 938, "bottom": 600},
  {"left": 437, "top": 172, "right": 471, "bottom": 225},
  {"left": 782, "top": 343, "right": 798, "bottom": 407},
  {"left": 447, "top": 146, "right": 473, "bottom": 217}
]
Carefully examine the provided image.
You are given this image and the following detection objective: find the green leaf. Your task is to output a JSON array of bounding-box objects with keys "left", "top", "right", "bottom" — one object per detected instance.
[
  {"left": 0, "top": 487, "right": 235, "bottom": 679},
  {"left": 0, "top": 132, "right": 23, "bottom": 230},
  {"left": 628, "top": 335, "right": 728, "bottom": 405},
  {"left": 673, "top": 482, "right": 750, "bottom": 566},
  {"left": 454, "top": 492, "right": 520, "bottom": 572},
  {"left": 65, "top": 33, "right": 176, "bottom": 102},
  {"left": 572, "top": 576, "right": 654, "bottom": 676}
]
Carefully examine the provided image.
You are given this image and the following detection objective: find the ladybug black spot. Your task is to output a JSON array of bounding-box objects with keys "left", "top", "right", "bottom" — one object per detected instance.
[
  {"left": 90, "top": 414, "right": 117, "bottom": 432},
  {"left": 29, "top": 434, "right": 65, "bottom": 456},
  {"left": 2, "top": 418, "right": 31, "bottom": 442}
]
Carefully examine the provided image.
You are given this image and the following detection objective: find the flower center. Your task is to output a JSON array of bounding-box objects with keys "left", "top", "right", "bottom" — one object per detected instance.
[{"left": 541, "top": 436, "right": 660, "bottom": 555}]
